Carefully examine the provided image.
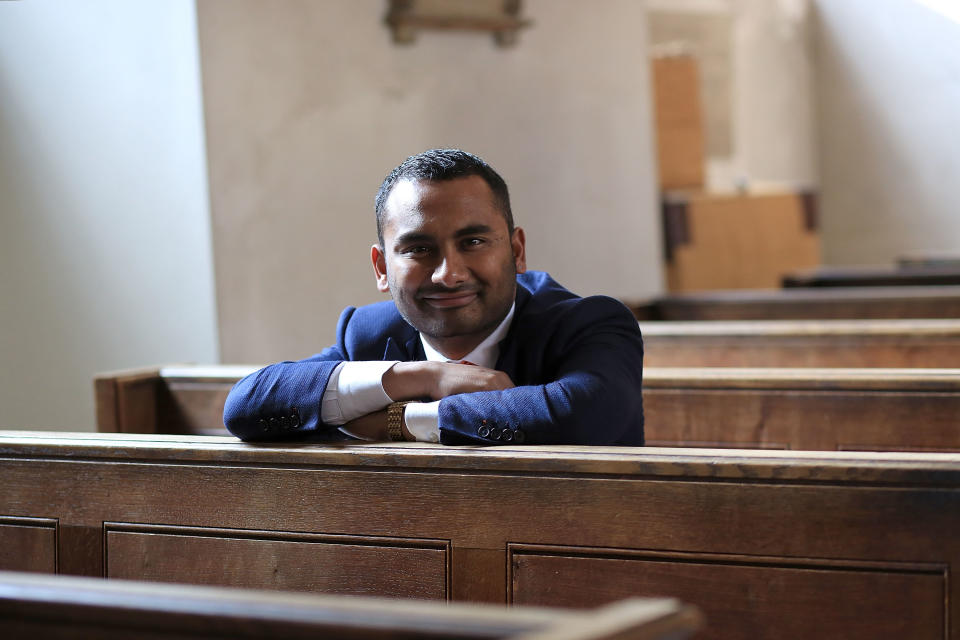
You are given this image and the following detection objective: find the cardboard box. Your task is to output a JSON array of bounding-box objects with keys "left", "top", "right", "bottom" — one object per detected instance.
[
  {"left": 651, "top": 54, "right": 706, "bottom": 191},
  {"left": 663, "top": 190, "right": 821, "bottom": 291}
]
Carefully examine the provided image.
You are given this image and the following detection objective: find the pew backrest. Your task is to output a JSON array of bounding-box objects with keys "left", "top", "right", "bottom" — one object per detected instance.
[
  {"left": 628, "top": 285, "right": 960, "bottom": 320},
  {"left": 0, "top": 570, "right": 699, "bottom": 640},
  {"left": 96, "top": 364, "right": 960, "bottom": 452},
  {"left": 782, "top": 265, "right": 960, "bottom": 288},
  {"left": 641, "top": 318, "right": 960, "bottom": 367},
  {"left": 1, "top": 433, "right": 958, "bottom": 639},
  {"left": 644, "top": 366, "right": 960, "bottom": 450}
]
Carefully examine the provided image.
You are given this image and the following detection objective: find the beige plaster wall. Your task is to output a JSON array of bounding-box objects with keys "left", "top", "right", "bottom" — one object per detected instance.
[
  {"left": 0, "top": 0, "right": 218, "bottom": 431},
  {"left": 198, "top": 0, "right": 661, "bottom": 364},
  {"left": 814, "top": 0, "right": 960, "bottom": 264}
]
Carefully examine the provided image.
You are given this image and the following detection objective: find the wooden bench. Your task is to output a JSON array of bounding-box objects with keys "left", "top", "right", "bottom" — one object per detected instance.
[
  {"left": 782, "top": 265, "right": 960, "bottom": 288},
  {"left": 627, "top": 285, "right": 960, "bottom": 320},
  {"left": 644, "top": 367, "right": 960, "bottom": 450},
  {"left": 640, "top": 319, "right": 960, "bottom": 367},
  {"left": 1, "top": 432, "right": 957, "bottom": 639},
  {"left": 0, "top": 571, "right": 699, "bottom": 640},
  {"left": 96, "top": 364, "right": 960, "bottom": 451}
]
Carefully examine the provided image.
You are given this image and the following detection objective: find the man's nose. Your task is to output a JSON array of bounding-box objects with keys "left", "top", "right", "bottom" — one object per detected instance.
[{"left": 432, "top": 251, "right": 467, "bottom": 287}]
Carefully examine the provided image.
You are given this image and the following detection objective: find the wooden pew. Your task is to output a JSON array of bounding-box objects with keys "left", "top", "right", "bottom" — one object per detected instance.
[
  {"left": 644, "top": 367, "right": 960, "bottom": 450},
  {"left": 640, "top": 319, "right": 960, "bottom": 367},
  {"left": 782, "top": 265, "right": 960, "bottom": 288},
  {"left": 0, "top": 571, "right": 699, "bottom": 640},
  {"left": 96, "top": 364, "right": 960, "bottom": 452},
  {"left": 0, "top": 432, "right": 957, "bottom": 639},
  {"left": 627, "top": 285, "right": 960, "bottom": 320},
  {"left": 95, "top": 365, "right": 254, "bottom": 436}
]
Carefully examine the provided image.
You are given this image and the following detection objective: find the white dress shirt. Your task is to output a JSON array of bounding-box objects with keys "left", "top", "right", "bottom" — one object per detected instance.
[{"left": 321, "top": 303, "right": 516, "bottom": 443}]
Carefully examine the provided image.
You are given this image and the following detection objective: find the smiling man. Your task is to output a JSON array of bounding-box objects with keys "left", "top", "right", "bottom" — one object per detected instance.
[{"left": 223, "top": 149, "right": 644, "bottom": 446}]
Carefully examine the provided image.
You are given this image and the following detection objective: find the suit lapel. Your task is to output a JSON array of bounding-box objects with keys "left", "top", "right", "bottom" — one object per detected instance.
[
  {"left": 382, "top": 333, "right": 425, "bottom": 361},
  {"left": 495, "top": 282, "right": 532, "bottom": 379}
]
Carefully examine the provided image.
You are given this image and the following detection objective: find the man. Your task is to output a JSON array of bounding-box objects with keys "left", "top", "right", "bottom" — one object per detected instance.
[{"left": 223, "top": 149, "right": 644, "bottom": 445}]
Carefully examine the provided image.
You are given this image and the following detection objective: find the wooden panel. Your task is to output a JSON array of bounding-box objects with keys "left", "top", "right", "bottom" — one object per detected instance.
[
  {"left": 161, "top": 381, "right": 232, "bottom": 435},
  {"left": 510, "top": 549, "right": 944, "bottom": 640},
  {"left": 105, "top": 524, "right": 448, "bottom": 600},
  {"left": 0, "top": 517, "right": 57, "bottom": 574},
  {"left": 643, "top": 370, "right": 960, "bottom": 450},
  {"left": 0, "top": 571, "right": 700, "bottom": 640},
  {"left": 93, "top": 367, "right": 162, "bottom": 434}
]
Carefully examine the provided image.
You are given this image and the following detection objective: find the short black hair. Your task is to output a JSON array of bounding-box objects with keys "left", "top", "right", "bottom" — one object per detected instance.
[{"left": 375, "top": 148, "right": 514, "bottom": 246}]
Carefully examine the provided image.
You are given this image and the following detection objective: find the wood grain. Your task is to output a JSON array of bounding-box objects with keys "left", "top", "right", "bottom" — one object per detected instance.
[
  {"left": 0, "top": 571, "right": 699, "bottom": 639},
  {"left": 643, "top": 367, "right": 960, "bottom": 451},
  {"left": 0, "top": 433, "right": 958, "bottom": 638},
  {"left": 510, "top": 549, "right": 943, "bottom": 639},
  {"left": 105, "top": 524, "right": 448, "bottom": 599},
  {"left": 0, "top": 518, "right": 56, "bottom": 573}
]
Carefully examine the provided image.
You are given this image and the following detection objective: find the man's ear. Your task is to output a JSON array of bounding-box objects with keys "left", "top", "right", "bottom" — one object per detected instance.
[
  {"left": 371, "top": 244, "right": 390, "bottom": 292},
  {"left": 511, "top": 227, "right": 527, "bottom": 274}
]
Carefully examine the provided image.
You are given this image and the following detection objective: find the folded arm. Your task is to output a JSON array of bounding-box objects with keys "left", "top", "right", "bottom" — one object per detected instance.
[{"left": 436, "top": 297, "right": 644, "bottom": 446}]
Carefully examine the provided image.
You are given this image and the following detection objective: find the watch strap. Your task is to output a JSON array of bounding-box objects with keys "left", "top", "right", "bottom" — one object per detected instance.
[{"left": 386, "top": 401, "right": 412, "bottom": 441}]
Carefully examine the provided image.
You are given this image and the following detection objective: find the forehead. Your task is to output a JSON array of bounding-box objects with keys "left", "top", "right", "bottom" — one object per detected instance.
[{"left": 381, "top": 176, "right": 505, "bottom": 240}]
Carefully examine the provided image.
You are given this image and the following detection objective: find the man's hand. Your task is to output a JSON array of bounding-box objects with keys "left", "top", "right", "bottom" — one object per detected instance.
[{"left": 383, "top": 361, "right": 514, "bottom": 401}]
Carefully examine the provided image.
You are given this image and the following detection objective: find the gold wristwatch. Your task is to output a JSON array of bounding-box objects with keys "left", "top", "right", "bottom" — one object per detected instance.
[{"left": 386, "top": 401, "right": 412, "bottom": 441}]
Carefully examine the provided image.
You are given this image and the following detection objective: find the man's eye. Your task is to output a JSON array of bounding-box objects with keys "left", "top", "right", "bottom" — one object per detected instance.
[
  {"left": 463, "top": 237, "right": 486, "bottom": 248},
  {"left": 402, "top": 246, "right": 431, "bottom": 255}
]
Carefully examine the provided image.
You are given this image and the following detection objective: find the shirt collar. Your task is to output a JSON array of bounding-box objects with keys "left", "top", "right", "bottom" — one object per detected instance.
[{"left": 420, "top": 302, "right": 515, "bottom": 368}]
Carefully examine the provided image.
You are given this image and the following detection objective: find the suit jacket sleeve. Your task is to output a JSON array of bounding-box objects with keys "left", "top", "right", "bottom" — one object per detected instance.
[
  {"left": 222, "top": 307, "right": 358, "bottom": 441},
  {"left": 437, "top": 295, "right": 644, "bottom": 446}
]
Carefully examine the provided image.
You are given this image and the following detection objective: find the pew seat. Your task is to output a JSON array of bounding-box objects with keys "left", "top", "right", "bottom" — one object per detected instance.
[
  {"left": 1, "top": 432, "right": 958, "bottom": 639},
  {"left": 627, "top": 285, "right": 960, "bottom": 320},
  {"left": 0, "top": 571, "right": 699, "bottom": 639}
]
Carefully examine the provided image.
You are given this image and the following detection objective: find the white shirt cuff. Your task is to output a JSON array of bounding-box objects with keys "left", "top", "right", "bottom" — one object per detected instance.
[
  {"left": 403, "top": 401, "right": 441, "bottom": 443},
  {"left": 322, "top": 360, "right": 397, "bottom": 426}
]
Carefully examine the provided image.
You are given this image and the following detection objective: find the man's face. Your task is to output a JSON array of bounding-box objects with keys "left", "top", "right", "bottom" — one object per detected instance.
[{"left": 372, "top": 175, "right": 526, "bottom": 357}]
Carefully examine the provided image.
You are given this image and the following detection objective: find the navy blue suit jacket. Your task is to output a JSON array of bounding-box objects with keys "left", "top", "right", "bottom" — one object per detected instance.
[{"left": 223, "top": 271, "right": 644, "bottom": 446}]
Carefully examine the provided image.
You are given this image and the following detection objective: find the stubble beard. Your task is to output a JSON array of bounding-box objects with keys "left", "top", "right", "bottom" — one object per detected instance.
[{"left": 392, "top": 265, "right": 517, "bottom": 342}]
